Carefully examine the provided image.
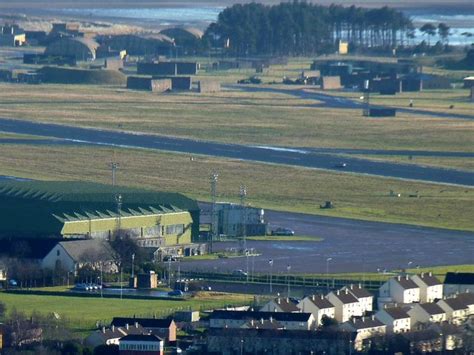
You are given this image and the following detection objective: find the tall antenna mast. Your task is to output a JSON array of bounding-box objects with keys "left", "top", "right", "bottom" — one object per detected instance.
[
  {"left": 109, "top": 162, "right": 119, "bottom": 186},
  {"left": 210, "top": 172, "right": 218, "bottom": 254},
  {"left": 239, "top": 185, "right": 247, "bottom": 252}
]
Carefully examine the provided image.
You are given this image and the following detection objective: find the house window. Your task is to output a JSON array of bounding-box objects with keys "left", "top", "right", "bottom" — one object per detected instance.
[{"left": 57, "top": 249, "right": 60, "bottom": 256}]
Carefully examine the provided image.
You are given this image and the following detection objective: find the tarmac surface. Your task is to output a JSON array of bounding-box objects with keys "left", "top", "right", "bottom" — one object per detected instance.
[
  {"left": 1, "top": 117, "right": 473, "bottom": 186},
  {"left": 181, "top": 207, "right": 474, "bottom": 274}
]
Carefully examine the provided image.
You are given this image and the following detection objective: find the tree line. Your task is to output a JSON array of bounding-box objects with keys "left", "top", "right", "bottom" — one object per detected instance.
[{"left": 203, "top": 2, "right": 415, "bottom": 56}]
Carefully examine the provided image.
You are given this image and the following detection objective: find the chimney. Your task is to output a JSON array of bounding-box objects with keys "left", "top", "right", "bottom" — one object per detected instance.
[
  {"left": 405, "top": 275, "right": 409, "bottom": 280},
  {"left": 278, "top": 298, "right": 281, "bottom": 304},
  {"left": 352, "top": 318, "right": 356, "bottom": 323},
  {"left": 269, "top": 316, "right": 273, "bottom": 323},
  {"left": 345, "top": 289, "right": 349, "bottom": 295},
  {"left": 358, "top": 283, "right": 362, "bottom": 289},
  {"left": 111, "top": 325, "right": 115, "bottom": 332},
  {"left": 362, "top": 317, "right": 365, "bottom": 322},
  {"left": 321, "top": 295, "right": 324, "bottom": 300},
  {"left": 337, "top": 290, "right": 340, "bottom": 296},
  {"left": 371, "top": 315, "right": 375, "bottom": 321},
  {"left": 286, "top": 297, "right": 289, "bottom": 303},
  {"left": 421, "top": 272, "right": 424, "bottom": 277},
  {"left": 251, "top": 319, "right": 254, "bottom": 326},
  {"left": 350, "top": 284, "right": 354, "bottom": 289},
  {"left": 429, "top": 272, "right": 432, "bottom": 277},
  {"left": 102, "top": 326, "right": 106, "bottom": 334},
  {"left": 135, "top": 321, "right": 139, "bottom": 328},
  {"left": 260, "top": 318, "right": 264, "bottom": 324},
  {"left": 312, "top": 295, "right": 315, "bottom": 301},
  {"left": 126, "top": 323, "right": 129, "bottom": 330},
  {"left": 398, "top": 276, "right": 401, "bottom": 281}
]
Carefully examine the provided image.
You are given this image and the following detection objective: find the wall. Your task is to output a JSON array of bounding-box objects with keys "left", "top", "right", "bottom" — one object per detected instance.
[
  {"left": 198, "top": 80, "right": 220, "bottom": 93},
  {"left": 321, "top": 76, "right": 341, "bottom": 90},
  {"left": 40, "top": 66, "right": 126, "bottom": 85}
]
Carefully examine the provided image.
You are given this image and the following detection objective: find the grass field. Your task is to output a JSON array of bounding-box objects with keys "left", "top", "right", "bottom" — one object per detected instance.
[
  {"left": 0, "top": 143, "right": 473, "bottom": 231},
  {"left": 0, "top": 291, "right": 252, "bottom": 333},
  {"left": 0, "top": 81, "right": 472, "bottom": 156}
]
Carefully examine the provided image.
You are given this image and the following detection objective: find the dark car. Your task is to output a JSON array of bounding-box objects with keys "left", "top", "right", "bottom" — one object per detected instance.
[
  {"left": 168, "top": 290, "right": 184, "bottom": 296},
  {"left": 271, "top": 228, "right": 295, "bottom": 236},
  {"left": 335, "top": 162, "right": 347, "bottom": 168}
]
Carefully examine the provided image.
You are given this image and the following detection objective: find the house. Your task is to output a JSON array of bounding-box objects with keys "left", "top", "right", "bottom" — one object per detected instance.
[
  {"left": 260, "top": 297, "right": 299, "bottom": 313},
  {"left": 407, "top": 303, "right": 446, "bottom": 326},
  {"left": 326, "top": 289, "right": 362, "bottom": 323},
  {"left": 0, "top": 25, "right": 26, "bottom": 46},
  {"left": 209, "top": 310, "right": 314, "bottom": 331},
  {"left": 341, "top": 316, "right": 386, "bottom": 351},
  {"left": 111, "top": 318, "right": 176, "bottom": 342},
  {"left": 85, "top": 324, "right": 146, "bottom": 348},
  {"left": 119, "top": 334, "right": 164, "bottom": 355},
  {"left": 444, "top": 272, "right": 474, "bottom": 296},
  {"left": 411, "top": 272, "right": 443, "bottom": 303},
  {"left": 342, "top": 284, "right": 373, "bottom": 313},
  {"left": 375, "top": 307, "right": 411, "bottom": 333},
  {"left": 297, "top": 294, "right": 335, "bottom": 327},
  {"left": 437, "top": 297, "right": 469, "bottom": 324},
  {"left": 41, "top": 239, "right": 117, "bottom": 275},
  {"left": 379, "top": 275, "right": 420, "bottom": 305},
  {"left": 207, "top": 328, "right": 355, "bottom": 355},
  {"left": 241, "top": 318, "right": 284, "bottom": 330},
  {"left": 455, "top": 292, "right": 474, "bottom": 315}
]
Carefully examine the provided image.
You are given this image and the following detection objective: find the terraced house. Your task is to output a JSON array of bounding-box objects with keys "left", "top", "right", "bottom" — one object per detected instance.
[{"left": 0, "top": 180, "right": 203, "bottom": 259}]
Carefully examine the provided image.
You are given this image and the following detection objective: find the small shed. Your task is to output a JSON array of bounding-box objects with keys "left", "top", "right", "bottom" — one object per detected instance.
[
  {"left": 321, "top": 76, "right": 341, "bottom": 90},
  {"left": 198, "top": 80, "right": 220, "bottom": 93},
  {"left": 463, "top": 76, "right": 474, "bottom": 89}
]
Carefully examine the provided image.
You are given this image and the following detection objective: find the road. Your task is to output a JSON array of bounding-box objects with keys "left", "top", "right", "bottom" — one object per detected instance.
[
  {"left": 230, "top": 85, "right": 474, "bottom": 120},
  {"left": 181, "top": 207, "right": 474, "bottom": 274},
  {"left": 1, "top": 118, "right": 473, "bottom": 186}
]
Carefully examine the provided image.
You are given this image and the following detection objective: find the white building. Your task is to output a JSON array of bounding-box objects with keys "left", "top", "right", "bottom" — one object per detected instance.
[
  {"left": 215, "top": 202, "right": 267, "bottom": 237},
  {"left": 119, "top": 334, "right": 164, "bottom": 355},
  {"left": 85, "top": 324, "right": 146, "bottom": 348},
  {"left": 411, "top": 272, "right": 443, "bottom": 303},
  {"left": 342, "top": 284, "right": 373, "bottom": 313},
  {"left": 379, "top": 275, "right": 420, "bottom": 305},
  {"left": 41, "top": 239, "right": 117, "bottom": 275},
  {"left": 444, "top": 272, "right": 474, "bottom": 296},
  {"left": 408, "top": 303, "right": 446, "bottom": 326},
  {"left": 326, "top": 289, "right": 363, "bottom": 323},
  {"left": 375, "top": 307, "right": 411, "bottom": 333},
  {"left": 437, "top": 297, "right": 469, "bottom": 325},
  {"left": 341, "top": 316, "right": 386, "bottom": 351},
  {"left": 297, "top": 294, "right": 335, "bottom": 327},
  {"left": 260, "top": 297, "right": 300, "bottom": 313}
]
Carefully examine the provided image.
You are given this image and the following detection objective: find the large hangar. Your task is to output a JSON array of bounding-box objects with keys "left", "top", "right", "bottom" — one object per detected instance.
[{"left": 0, "top": 180, "right": 200, "bottom": 249}]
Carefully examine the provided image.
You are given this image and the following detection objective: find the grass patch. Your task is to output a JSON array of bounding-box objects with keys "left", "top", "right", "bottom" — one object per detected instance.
[
  {"left": 246, "top": 235, "right": 323, "bottom": 242},
  {"left": 0, "top": 144, "right": 473, "bottom": 231},
  {"left": 0, "top": 290, "right": 252, "bottom": 334}
]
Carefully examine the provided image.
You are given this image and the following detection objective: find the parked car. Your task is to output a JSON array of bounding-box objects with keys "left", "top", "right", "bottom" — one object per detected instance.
[
  {"left": 335, "top": 162, "right": 347, "bottom": 168},
  {"left": 8, "top": 279, "right": 17, "bottom": 287},
  {"left": 271, "top": 228, "right": 295, "bottom": 236}
]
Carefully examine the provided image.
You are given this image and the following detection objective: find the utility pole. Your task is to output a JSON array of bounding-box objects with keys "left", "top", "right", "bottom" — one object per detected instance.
[
  {"left": 239, "top": 185, "right": 247, "bottom": 252},
  {"left": 326, "top": 257, "right": 333, "bottom": 293},
  {"left": 363, "top": 79, "right": 370, "bottom": 117},
  {"left": 210, "top": 172, "right": 218, "bottom": 254},
  {"left": 109, "top": 161, "right": 120, "bottom": 186},
  {"left": 269, "top": 259, "right": 273, "bottom": 294}
]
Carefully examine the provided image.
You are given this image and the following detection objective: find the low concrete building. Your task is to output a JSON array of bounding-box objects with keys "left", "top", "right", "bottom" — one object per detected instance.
[
  {"left": 130, "top": 271, "right": 158, "bottom": 289},
  {"left": 260, "top": 297, "right": 299, "bottom": 313},
  {"left": 326, "top": 289, "right": 363, "bottom": 323},
  {"left": 379, "top": 275, "right": 420, "bottom": 305},
  {"left": 41, "top": 239, "right": 117, "bottom": 275},
  {"left": 342, "top": 284, "right": 373, "bottom": 313},
  {"left": 214, "top": 202, "right": 267, "bottom": 237},
  {"left": 0, "top": 25, "right": 26, "bottom": 46},
  {"left": 154, "top": 76, "right": 192, "bottom": 91},
  {"left": 411, "top": 272, "right": 443, "bottom": 303},
  {"left": 119, "top": 334, "right": 164, "bottom": 355},
  {"left": 45, "top": 37, "right": 99, "bottom": 61},
  {"left": 444, "top": 272, "right": 474, "bottom": 295},
  {"left": 297, "top": 294, "right": 335, "bottom": 327},
  {"left": 111, "top": 318, "right": 176, "bottom": 342},
  {"left": 137, "top": 61, "right": 198, "bottom": 76},
  {"left": 127, "top": 76, "right": 172, "bottom": 92},
  {"left": 174, "top": 310, "right": 200, "bottom": 323},
  {"left": 209, "top": 310, "right": 314, "bottom": 331},
  {"left": 198, "top": 80, "right": 221, "bottom": 93},
  {"left": 375, "top": 307, "right": 411, "bottom": 333},
  {"left": 105, "top": 58, "right": 124, "bottom": 71},
  {"left": 341, "top": 316, "right": 386, "bottom": 351},
  {"left": 408, "top": 303, "right": 446, "bottom": 326},
  {"left": 321, "top": 76, "right": 341, "bottom": 90},
  {"left": 463, "top": 76, "right": 474, "bottom": 89}
]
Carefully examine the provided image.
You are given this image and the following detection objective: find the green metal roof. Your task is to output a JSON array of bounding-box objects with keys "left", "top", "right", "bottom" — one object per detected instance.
[{"left": 0, "top": 180, "right": 199, "bottom": 237}]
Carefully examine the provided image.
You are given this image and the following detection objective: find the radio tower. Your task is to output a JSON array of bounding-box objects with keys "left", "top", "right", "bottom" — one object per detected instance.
[
  {"left": 239, "top": 185, "right": 247, "bottom": 252},
  {"left": 210, "top": 172, "right": 219, "bottom": 253},
  {"left": 109, "top": 161, "right": 120, "bottom": 186}
]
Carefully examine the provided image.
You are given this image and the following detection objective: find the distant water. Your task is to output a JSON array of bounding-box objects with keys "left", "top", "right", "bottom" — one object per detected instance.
[{"left": 51, "top": 7, "right": 473, "bottom": 45}]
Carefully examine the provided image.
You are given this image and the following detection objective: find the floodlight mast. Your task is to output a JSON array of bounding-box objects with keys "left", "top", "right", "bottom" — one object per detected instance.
[
  {"left": 239, "top": 185, "right": 247, "bottom": 252},
  {"left": 109, "top": 161, "right": 120, "bottom": 186},
  {"left": 210, "top": 172, "right": 219, "bottom": 253}
]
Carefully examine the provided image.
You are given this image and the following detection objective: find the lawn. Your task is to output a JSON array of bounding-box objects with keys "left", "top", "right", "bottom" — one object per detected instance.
[
  {"left": 0, "top": 291, "right": 252, "bottom": 333},
  {"left": 0, "top": 143, "right": 473, "bottom": 231}
]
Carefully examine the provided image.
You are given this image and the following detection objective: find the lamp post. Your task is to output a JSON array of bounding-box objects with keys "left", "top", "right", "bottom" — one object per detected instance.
[
  {"left": 286, "top": 264, "right": 291, "bottom": 298},
  {"left": 269, "top": 259, "right": 273, "bottom": 293},
  {"left": 326, "top": 257, "right": 333, "bottom": 293},
  {"left": 131, "top": 253, "right": 135, "bottom": 279},
  {"left": 245, "top": 249, "right": 250, "bottom": 283}
]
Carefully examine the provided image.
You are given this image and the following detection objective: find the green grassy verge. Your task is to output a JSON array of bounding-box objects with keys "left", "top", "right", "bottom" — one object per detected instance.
[
  {"left": 0, "top": 291, "right": 252, "bottom": 334},
  {"left": 0, "top": 143, "right": 472, "bottom": 231}
]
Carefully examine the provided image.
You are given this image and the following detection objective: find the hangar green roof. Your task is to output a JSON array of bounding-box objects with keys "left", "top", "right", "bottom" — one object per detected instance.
[{"left": 0, "top": 180, "right": 199, "bottom": 237}]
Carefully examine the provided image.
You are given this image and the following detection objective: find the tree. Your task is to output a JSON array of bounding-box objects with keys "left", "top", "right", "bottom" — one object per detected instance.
[
  {"left": 0, "top": 301, "right": 6, "bottom": 320},
  {"left": 110, "top": 233, "right": 144, "bottom": 275},
  {"left": 420, "top": 23, "right": 437, "bottom": 45},
  {"left": 320, "top": 314, "right": 338, "bottom": 329},
  {"left": 438, "top": 23, "right": 450, "bottom": 44}
]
